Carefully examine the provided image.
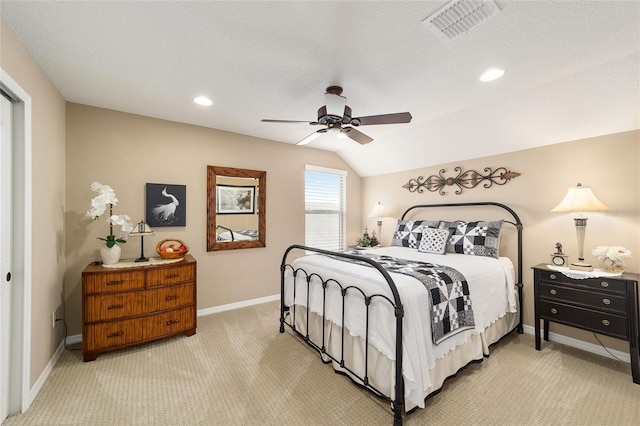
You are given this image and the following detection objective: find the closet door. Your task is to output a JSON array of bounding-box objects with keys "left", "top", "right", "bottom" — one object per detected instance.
[{"left": 0, "top": 92, "right": 14, "bottom": 423}]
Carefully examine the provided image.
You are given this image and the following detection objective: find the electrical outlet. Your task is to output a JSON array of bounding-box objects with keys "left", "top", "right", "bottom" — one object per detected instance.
[{"left": 52, "top": 311, "right": 57, "bottom": 328}]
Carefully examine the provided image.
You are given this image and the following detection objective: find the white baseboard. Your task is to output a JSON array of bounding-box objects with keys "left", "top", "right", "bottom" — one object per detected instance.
[
  {"left": 197, "top": 294, "right": 279, "bottom": 317},
  {"left": 64, "top": 294, "right": 281, "bottom": 345},
  {"left": 66, "top": 333, "right": 82, "bottom": 345},
  {"left": 521, "top": 324, "right": 630, "bottom": 364},
  {"left": 28, "top": 338, "right": 65, "bottom": 406}
]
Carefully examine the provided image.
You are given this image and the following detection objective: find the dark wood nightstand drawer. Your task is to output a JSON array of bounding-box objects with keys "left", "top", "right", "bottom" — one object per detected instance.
[
  {"left": 537, "top": 269, "right": 626, "bottom": 294},
  {"left": 539, "top": 282, "right": 627, "bottom": 314},
  {"left": 533, "top": 264, "right": 640, "bottom": 385},
  {"left": 538, "top": 299, "right": 628, "bottom": 339}
]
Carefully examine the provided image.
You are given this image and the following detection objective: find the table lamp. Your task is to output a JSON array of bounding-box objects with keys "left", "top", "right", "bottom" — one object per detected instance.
[
  {"left": 550, "top": 183, "right": 609, "bottom": 271},
  {"left": 129, "top": 220, "right": 154, "bottom": 262},
  {"left": 368, "top": 202, "right": 386, "bottom": 247}
]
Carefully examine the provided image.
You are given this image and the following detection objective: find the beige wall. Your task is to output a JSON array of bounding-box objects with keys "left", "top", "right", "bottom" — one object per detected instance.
[
  {"left": 1, "top": 19, "right": 67, "bottom": 386},
  {"left": 64, "top": 103, "right": 362, "bottom": 335},
  {"left": 362, "top": 130, "right": 640, "bottom": 353}
]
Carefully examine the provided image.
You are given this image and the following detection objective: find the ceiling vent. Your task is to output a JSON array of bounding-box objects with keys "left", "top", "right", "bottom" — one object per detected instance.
[{"left": 422, "top": 0, "right": 501, "bottom": 41}]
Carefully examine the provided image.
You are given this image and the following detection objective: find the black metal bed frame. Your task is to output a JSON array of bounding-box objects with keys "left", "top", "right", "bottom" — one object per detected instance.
[{"left": 279, "top": 202, "right": 523, "bottom": 425}]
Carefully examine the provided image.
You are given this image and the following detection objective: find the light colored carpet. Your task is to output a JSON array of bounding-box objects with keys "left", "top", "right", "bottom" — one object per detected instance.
[{"left": 4, "top": 301, "right": 639, "bottom": 425}]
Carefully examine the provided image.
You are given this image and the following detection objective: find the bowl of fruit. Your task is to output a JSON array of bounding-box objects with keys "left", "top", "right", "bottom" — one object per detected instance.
[{"left": 156, "top": 239, "right": 189, "bottom": 259}]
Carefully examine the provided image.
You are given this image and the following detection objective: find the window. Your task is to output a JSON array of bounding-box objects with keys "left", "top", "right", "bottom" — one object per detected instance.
[{"left": 305, "top": 165, "right": 347, "bottom": 251}]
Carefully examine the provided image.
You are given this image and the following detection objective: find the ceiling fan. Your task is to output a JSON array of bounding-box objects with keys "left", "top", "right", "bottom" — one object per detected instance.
[{"left": 261, "top": 86, "right": 412, "bottom": 145}]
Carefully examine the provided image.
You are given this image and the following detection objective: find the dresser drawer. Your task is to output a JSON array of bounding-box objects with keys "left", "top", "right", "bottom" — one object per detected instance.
[
  {"left": 539, "top": 282, "right": 627, "bottom": 314},
  {"left": 538, "top": 270, "right": 626, "bottom": 295},
  {"left": 146, "top": 262, "right": 195, "bottom": 287},
  {"left": 83, "top": 270, "right": 145, "bottom": 294},
  {"left": 538, "top": 300, "right": 628, "bottom": 339},
  {"left": 84, "top": 317, "right": 145, "bottom": 352},
  {"left": 143, "top": 306, "right": 195, "bottom": 341},
  {"left": 84, "top": 283, "right": 195, "bottom": 322}
]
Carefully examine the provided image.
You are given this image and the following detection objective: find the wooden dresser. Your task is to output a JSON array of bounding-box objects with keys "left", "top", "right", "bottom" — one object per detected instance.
[
  {"left": 82, "top": 254, "right": 197, "bottom": 361},
  {"left": 533, "top": 264, "right": 639, "bottom": 384}
]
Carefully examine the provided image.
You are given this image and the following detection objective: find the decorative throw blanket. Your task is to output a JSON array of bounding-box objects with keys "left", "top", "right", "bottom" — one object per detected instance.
[{"left": 337, "top": 251, "right": 475, "bottom": 344}]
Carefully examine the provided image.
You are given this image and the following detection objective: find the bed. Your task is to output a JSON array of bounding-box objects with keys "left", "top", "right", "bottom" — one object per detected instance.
[
  {"left": 215, "top": 225, "right": 258, "bottom": 241},
  {"left": 279, "top": 202, "right": 523, "bottom": 425}
]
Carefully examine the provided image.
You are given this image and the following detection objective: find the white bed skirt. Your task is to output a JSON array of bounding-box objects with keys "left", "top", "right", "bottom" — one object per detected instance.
[{"left": 288, "top": 306, "right": 518, "bottom": 411}]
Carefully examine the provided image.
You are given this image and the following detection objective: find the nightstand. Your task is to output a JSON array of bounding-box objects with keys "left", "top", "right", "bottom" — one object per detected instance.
[{"left": 533, "top": 264, "right": 639, "bottom": 384}]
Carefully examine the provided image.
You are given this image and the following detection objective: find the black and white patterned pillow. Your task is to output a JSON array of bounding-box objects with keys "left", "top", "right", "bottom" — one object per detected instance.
[
  {"left": 391, "top": 220, "right": 440, "bottom": 248},
  {"left": 418, "top": 227, "right": 451, "bottom": 255},
  {"left": 440, "top": 220, "right": 504, "bottom": 258}
]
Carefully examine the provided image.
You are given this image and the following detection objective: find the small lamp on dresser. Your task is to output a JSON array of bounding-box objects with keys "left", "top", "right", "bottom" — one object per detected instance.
[
  {"left": 129, "top": 220, "right": 154, "bottom": 262},
  {"left": 550, "top": 183, "right": 609, "bottom": 271}
]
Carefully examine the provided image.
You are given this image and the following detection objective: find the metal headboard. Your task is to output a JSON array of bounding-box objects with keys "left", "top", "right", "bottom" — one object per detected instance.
[{"left": 401, "top": 202, "right": 524, "bottom": 333}]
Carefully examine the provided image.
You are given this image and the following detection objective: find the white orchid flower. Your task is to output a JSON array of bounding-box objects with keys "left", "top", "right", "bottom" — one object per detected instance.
[
  {"left": 86, "top": 181, "right": 119, "bottom": 219},
  {"left": 108, "top": 214, "right": 133, "bottom": 240},
  {"left": 87, "top": 182, "right": 132, "bottom": 247}
]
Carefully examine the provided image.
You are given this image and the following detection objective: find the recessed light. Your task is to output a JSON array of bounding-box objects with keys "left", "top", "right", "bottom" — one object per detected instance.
[
  {"left": 479, "top": 68, "right": 504, "bottom": 82},
  {"left": 194, "top": 96, "right": 213, "bottom": 106}
]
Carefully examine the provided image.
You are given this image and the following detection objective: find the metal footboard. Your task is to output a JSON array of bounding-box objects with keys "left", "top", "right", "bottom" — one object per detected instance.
[{"left": 280, "top": 245, "right": 405, "bottom": 425}]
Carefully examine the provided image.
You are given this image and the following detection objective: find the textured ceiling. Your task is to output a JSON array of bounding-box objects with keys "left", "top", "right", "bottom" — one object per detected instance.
[{"left": 2, "top": 1, "right": 639, "bottom": 177}]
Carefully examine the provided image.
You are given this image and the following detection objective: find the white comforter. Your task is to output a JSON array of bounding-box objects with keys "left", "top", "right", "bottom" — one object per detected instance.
[{"left": 283, "top": 246, "right": 516, "bottom": 408}]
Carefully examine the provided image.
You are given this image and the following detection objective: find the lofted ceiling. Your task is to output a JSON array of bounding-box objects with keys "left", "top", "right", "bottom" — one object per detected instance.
[{"left": 1, "top": 0, "right": 638, "bottom": 177}]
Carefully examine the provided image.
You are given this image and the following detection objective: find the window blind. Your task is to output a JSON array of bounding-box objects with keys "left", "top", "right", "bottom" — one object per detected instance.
[{"left": 304, "top": 166, "right": 346, "bottom": 251}]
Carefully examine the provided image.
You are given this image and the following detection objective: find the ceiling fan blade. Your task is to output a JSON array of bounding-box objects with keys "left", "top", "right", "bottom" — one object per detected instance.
[
  {"left": 297, "top": 128, "right": 328, "bottom": 146},
  {"left": 341, "top": 127, "right": 373, "bottom": 145},
  {"left": 352, "top": 112, "right": 412, "bottom": 126},
  {"left": 261, "top": 119, "right": 314, "bottom": 124},
  {"left": 325, "top": 92, "right": 347, "bottom": 117}
]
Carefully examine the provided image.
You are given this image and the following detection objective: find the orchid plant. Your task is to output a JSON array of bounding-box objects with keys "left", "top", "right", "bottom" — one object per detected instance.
[
  {"left": 592, "top": 246, "right": 632, "bottom": 271},
  {"left": 86, "top": 182, "right": 133, "bottom": 247}
]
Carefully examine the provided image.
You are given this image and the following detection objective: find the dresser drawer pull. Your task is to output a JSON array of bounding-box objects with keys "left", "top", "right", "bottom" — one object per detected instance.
[
  {"left": 106, "top": 280, "right": 124, "bottom": 286},
  {"left": 549, "top": 289, "right": 557, "bottom": 295},
  {"left": 107, "top": 304, "right": 124, "bottom": 310},
  {"left": 550, "top": 308, "right": 558, "bottom": 314},
  {"left": 602, "top": 298, "right": 611, "bottom": 305},
  {"left": 165, "top": 274, "right": 180, "bottom": 279},
  {"left": 600, "top": 281, "right": 609, "bottom": 288},
  {"left": 166, "top": 319, "right": 180, "bottom": 326},
  {"left": 165, "top": 295, "right": 179, "bottom": 301},
  {"left": 107, "top": 331, "right": 124, "bottom": 338},
  {"left": 602, "top": 319, "right": 610, "bottom": 326},
  {"left": 549, "top": 274, "right": 557, "bottom": 280}
]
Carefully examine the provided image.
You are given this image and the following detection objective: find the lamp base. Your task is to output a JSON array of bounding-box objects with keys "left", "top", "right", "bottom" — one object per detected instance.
[
  {"left": 570, "top": 261, "right": 593, "bottom": 272},
  {"left": 135, "top": 256, "right": 149, "bottom": 263}
]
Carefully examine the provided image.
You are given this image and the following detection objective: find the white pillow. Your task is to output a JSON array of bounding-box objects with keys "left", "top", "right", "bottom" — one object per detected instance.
[{"left": 417, "top": 227, "right": 451, "bottom": 255}]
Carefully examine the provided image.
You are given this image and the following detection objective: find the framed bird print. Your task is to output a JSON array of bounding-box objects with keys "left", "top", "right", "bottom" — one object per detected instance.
[{"left": 145, "top": 183, "right": 186, "bottom": 227}]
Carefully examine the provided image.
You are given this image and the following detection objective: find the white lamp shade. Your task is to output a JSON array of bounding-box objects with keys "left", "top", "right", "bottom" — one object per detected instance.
[
  {"left": 368, "top": 202, "right": 386, "bottom": 218},
  {"left": 550, "top": 183, "right": 609, "bottom": 213}
]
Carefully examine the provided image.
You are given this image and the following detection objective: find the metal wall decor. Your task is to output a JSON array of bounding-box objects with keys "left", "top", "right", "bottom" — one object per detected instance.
[{"left": 402, "top": 167, "right": 520, "bottom": 195}]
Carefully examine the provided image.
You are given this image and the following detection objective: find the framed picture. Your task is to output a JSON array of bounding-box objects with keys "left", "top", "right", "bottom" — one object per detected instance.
[
  {"left": 217, "top": 185, "right": 255, "bottom": 214},
  {"left": 145, "top": 183, "right": 186, "bottom": 227}
]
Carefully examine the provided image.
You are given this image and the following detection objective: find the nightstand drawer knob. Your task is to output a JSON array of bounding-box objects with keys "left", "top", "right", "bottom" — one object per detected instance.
[
  {"left": 550, "top": 274, "right": 557, "bottom": 280},
  {"left": 600, "top": 281, "right": 609, "bottom": 288},
  {"left": 602, "top": 298, "right": 611, "bottom": 305},
  {"left": 550, "top": 289, "right": 557, "bottom": 295},
  {"left": 550, "top": 308, "right": 558, "bottom": 314},
  {"left": 602, "top": 319, "right": 610, "bottom": 326}
]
